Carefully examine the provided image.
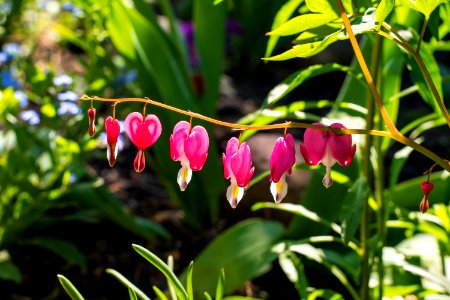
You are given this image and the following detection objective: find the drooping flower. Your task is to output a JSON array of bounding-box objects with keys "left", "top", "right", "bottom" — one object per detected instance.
[
  {"left": 170, "top": 121, "right": 209, "bottom": 191},
  {"left": 300, "top": 123, "right": 356, "bottom": 188},
  {"left": 87, "top": 108, "right": 96, "bottom": 137},
  {"left": 124, "top": 112, "right": 162, "bottom": 173},
  {"left": 419, "top": 181, "right": 434, "bottom": 213},
  {"left": 222, "top": 137, "right": 255, "bottom": 208},
  {"left": 269, "top": 134, "right": 296, "bottom": 203},
  {"left": 105, "top": 116, "right": 121, "bottom": 167}
]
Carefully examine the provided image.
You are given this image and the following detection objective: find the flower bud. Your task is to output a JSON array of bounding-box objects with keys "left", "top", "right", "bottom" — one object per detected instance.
[{"left": 87, "top": 108, "right": 96, "bottom": 137}]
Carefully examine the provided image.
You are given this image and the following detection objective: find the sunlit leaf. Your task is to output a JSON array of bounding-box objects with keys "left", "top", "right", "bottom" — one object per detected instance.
[
  {"left": 265, "top": 0, "right": 305, "bottom": 57},
  {"left": 268, "top": 14, "right": 338, "bottom": 36},
  {"left": 57, "top": 274, "right": 85, "bottom": 300},
  {"left": 106, "top": 268, "right": 152, "bottom": 300},
  {"left": 376, "top": 0, "right": 395, "bottom": 26},
  {"left": 133, "top": 244, "right": 188, "bottom": 300}
]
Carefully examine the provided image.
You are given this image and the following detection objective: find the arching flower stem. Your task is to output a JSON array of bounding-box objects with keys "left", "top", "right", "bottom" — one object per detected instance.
[{"left": 79, "top": 95, "right": 450, "bottom": 173}]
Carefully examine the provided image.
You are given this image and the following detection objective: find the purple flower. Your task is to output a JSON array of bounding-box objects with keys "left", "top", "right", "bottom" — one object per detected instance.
[
  {"left": 53, "top": 74, "right": 73, "bottom": 87},
  {"left": 14, "top": 90, "right": 29, "bottom": 107},
  {"left": 19, "top": 110, "right": 40, "bottom": 125},
  {"left": 57, "top": 90, "right": 78, "bottom": 102},
  {"left": 57, "top": 101, "right": 81, "bottom": 115}
]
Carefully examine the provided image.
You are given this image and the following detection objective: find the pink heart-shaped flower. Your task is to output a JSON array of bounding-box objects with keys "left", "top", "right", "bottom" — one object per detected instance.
[{"left": 125, "top": 112, "right": 162, "bottom": 150}]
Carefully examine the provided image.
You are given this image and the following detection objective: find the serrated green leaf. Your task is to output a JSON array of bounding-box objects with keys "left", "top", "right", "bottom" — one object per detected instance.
[
  {"left": 265, "top": 0, "right": 305, "bottom": 57},
  {"left": 57, "top": 274, "right": 85, "bottom": 300},
  {"left": 339, "top": 178, "right": 368, "bottom": 244},
  {"left": 133, "top": 244, "right": 188, "bottom": 300},
  {"left": 106, "top": 269, "right": 152, "bottom": 300},
  {"left": 183, "top": 219, "right": 284, "bottom": 295},
  {"left": 268, "top": 13, "right": 338, "bottom": 36}
]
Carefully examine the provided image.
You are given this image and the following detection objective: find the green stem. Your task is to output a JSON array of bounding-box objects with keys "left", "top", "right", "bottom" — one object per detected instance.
[{"left": 416, "top": 17, "right": 428, "bottom": 54}]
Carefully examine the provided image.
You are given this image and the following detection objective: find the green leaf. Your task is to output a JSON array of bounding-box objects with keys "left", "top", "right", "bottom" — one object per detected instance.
[
  {"left": 204, "top": 292, "right": 213, "bottom": 300},
  {"left": 0, "top": 253, "right": 21, "bottom": 283},
  {"left": 307, "top": 289, "right": 345, "bottom": 300},
  {"left": 106, "top": 269, "right": 152, "bottom": 300},
  {"left": 57, "top": 274, "right": 85, "bottom": 300},
  {"left": 261, "top": 64, "right": 353, "bottom": 108},
  {"left": 187, "top": 261, "right": 194, "bottom": 300},
  {"left": 339, "top": 178, "right": 368, "bottom": 244},
  {"left": 305, "top": 0, "right": 353, "bottom": 15},
  {"left": 62, "top": 183, "right": 169, "bottom": 240},
  {"left": 184, "top": 218, "right": 284, "bottom": 295},
  {"left": 193, "top": 0, "right": 226, "bottom": 116},
  {"left": 167, "top": 256, "right": 178, "bottom": 300},
  {"left": 376, "top": 0, "right": 395, "bottom": 25},
  {"left": 400, "top": 0, "right": 449, "bottom": 18},
  {"left": 26, "top": 237, "right": 85, "bottom": 267},
  {"left": 406, "top": 43, "right": 443, "bottom": 112},
  {"left": 252, "top": 202, "right": 343, "bottom": 236},
  {"left": 278, "top": 251, "right": 308, "bottom": 299},
  {"left": 268, "top": 13, "right": 338, "bottom": 36},
  {"left": 215, "top": 269, "right": 225, "bottom": 300},
  {"left": 389, "top": 146, "right": 415, "bottom": 188},
  {"left": 287, "top": 244, "right": 359, "bottom": 299},
  {"left": 264, "top": 31, "right": 340, "bottom": 61},
  {"left": 265, "top": 0, "right": 305, "bottom": 57},
  {"left": 129, "top": 288, "right": 139, "bottom": 300},
  {"left": 153, "top": 286, "right": 169, "bottom": 300},
  {"left": 133, "top": 244, "right": 188, "bottom": 300}
]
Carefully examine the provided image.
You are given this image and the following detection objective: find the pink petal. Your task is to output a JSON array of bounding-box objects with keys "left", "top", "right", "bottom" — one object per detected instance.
[
  {"left": 105, "top": 116, "right": 121, "bottom": 145},
  {"left": 230, "top": 142, "right": 254, "bottom": 187},
  {"left": 269, "top": 134, "right": 296, "bottom": 182},
  {"left": 300, "top": 123, "right": 328, "bottom": 165},
  {"left": 222, "top": 137, "right": 240, "bottom": 179},
  {"left": 170, "top": 121, "right": 190, "bottom": 161},
  {"left": 185, "top": 125, "right": 209, "bottom": 171},
  {"left": 328, "top": 123, "right": 356, "bottom": 166},
  {"left": 125, "top": 112, "right": 162, "bottom": 150}
]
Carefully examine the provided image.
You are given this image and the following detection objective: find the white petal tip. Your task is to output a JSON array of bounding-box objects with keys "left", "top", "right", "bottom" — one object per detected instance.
[
  {"left": 226, "top": 184, "right": 244, "bottom": 209},
  {"left": 177, "top": 166, "right": 192, "bottom": 192},
  {"left": 270, "top": 179, "right": 288, "bottom": 203}
]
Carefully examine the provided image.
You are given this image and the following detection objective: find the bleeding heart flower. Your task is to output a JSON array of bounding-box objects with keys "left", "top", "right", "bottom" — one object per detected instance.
[
  {"left": 170, "top": 121, "right": 209, "bottom": 191},
  {"left": 300, "top": 123, "right": 356, "bottom": 188},
  {"left": 269, "top": 134, "right": 296, "bottom": 203},
  {"left": 419, "top": 181, "right": 434, "bottom": 213},
  {"left": 105, "top": 116, "right": 121, "bottom": 167},
  {"left": 222, "top": 137, "right": 255, "bottom": 208},
  {"left": 87, "top": 108, "right": 96, "bottom": 137},
  {"left": 125, "top": 112, "right": 162, "bottom": 172}
]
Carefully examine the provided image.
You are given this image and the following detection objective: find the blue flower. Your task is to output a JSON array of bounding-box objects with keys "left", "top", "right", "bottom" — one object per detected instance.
[
  {"left": 14, "top": 90, "right": 29, "bottom": 107},
  {"left": 0, "top": 52, "right": 12, "bottom": 64},
  {"left": 19, "top": 110, "right": 40, "bottom": 125},
  {"left": 1, "top": 70, "right": 20, "bottom": 89},
  {"left": 57, "top": 101, "right": 81, "bottom": 115},
  {"left": 57, "top": 90, "right": 78, "bottom": 102},
  {"left": 53, "top": 74, "right": 73, "bottom": 87},
  {"left": 2, "top": 43, "right": 21, "bottom": 57}
]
